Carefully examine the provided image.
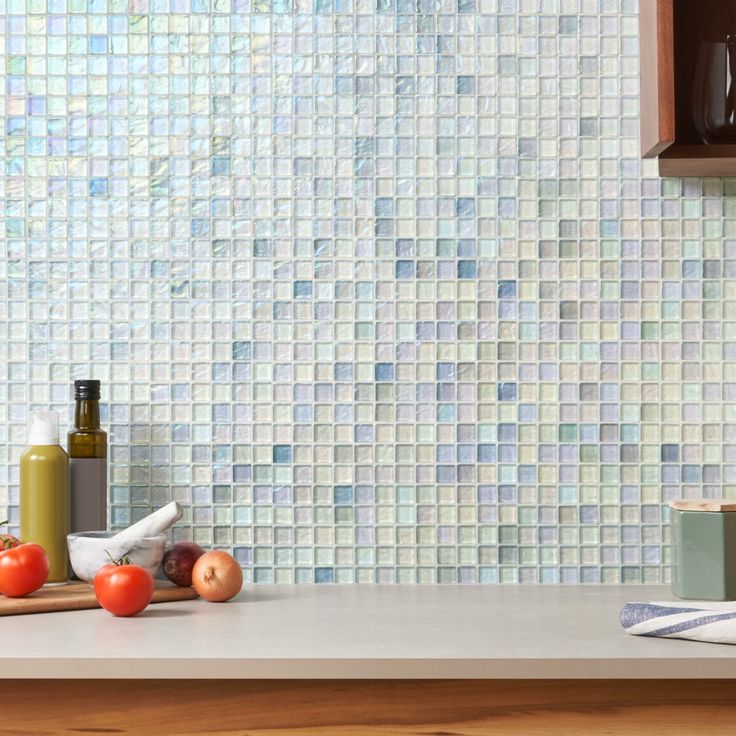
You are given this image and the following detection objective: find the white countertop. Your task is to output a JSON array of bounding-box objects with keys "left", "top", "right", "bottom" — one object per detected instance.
[{"left": 4, "top": 584, "right": 736, "bottom": 679}]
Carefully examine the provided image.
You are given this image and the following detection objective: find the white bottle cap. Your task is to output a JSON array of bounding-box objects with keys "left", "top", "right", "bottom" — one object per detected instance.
[{"left": 28, "top": 411, "right": 60, "bottom": 445}]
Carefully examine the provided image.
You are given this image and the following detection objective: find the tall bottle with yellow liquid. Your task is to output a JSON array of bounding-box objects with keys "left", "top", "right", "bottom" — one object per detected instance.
[{"left": 20, "top": 411, "right": 69, "bottom": 583}]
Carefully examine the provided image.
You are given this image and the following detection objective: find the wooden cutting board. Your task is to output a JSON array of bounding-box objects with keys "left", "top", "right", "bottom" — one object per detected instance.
[{"left": 0, "top": 581, "right": 198, "bottom": 616}]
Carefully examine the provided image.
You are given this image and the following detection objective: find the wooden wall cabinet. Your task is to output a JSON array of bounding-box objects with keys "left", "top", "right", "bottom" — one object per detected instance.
[{"left": 641, "top": 0, "right": 736, "bottom": 175}]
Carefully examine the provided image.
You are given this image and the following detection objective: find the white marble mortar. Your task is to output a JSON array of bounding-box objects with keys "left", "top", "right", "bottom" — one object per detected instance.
[{"left": 67, "top": 531, "right": 167, "bottom": 582}]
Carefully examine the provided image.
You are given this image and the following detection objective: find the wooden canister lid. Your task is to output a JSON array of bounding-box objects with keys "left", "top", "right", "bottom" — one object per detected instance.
[{"left": 669, "top": 499, "right": 736, "bottom": 512}]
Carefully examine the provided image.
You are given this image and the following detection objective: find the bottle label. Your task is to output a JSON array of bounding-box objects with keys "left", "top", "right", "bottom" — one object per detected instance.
[{"left": 69, "top": 458, "right": 107, "bottom": 533}]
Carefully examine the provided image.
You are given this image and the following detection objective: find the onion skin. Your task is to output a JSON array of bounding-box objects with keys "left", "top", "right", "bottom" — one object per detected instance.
[
  {"left": 192, "top": 551, "right": 243, "bottom": 602},
  {"left": 162, "top": 542, "right": 206, "bottom": 587}
]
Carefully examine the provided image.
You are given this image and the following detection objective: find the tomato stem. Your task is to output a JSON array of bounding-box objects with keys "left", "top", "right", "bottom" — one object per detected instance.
[
  {"left": 104, "top": 549, "right": 132, "bottom": 566},
  {"left": 0, "top": 522, "right": 19, "bottom": 550}
]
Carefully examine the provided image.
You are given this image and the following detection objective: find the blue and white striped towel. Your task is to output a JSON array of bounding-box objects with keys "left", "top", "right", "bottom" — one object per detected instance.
[{"left": 620, "top": 601, "right": 736, "bottom": 644}]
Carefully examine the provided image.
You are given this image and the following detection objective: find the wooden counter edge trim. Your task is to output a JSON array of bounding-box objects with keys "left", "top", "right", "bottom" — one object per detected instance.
[
  {"left": 3, "top": 679, "right": 736, "bottom": 735},
  {"left": 669, "top": 499, "right": 736, "bottom": 512},
  {"left": 4, "top": 656, "right": 736, "bottom": 679}
]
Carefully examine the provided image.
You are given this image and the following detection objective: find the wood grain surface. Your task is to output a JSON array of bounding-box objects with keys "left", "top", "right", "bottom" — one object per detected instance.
[
  {"left": 0, "top": 581, "right": 197, "bottom": 616},
  {"left": 669, "top": 499, "right": 736, "bottom": 512},
  {"left": 2, "top": 680, "right": 736, "bottom": 735},
  {"left": 639, "top": 0, "right": 674, "bottom": 157},
  {"left": 658, "top": 145, "right": 736, "bottom": 175}
]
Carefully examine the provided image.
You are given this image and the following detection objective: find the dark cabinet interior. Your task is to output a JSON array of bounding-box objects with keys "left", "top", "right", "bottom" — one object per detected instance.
[{"left": 641, "top": 0, "right": 736, "bottom": 175}]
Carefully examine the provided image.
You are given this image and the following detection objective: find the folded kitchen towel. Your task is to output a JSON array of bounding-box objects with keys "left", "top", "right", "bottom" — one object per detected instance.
[{"left": 620, "top": 601, "right": 736, "bottom": 644}]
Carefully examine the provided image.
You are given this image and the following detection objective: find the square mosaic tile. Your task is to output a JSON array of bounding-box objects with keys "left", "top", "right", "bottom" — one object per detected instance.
[{"left": 0, "top": 0, "right": 723, "bottom": 584}]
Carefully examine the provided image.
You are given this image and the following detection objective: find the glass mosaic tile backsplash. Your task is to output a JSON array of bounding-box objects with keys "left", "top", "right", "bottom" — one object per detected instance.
[{"left": 0, "top": 0, "right": 717, "bottom": 584}]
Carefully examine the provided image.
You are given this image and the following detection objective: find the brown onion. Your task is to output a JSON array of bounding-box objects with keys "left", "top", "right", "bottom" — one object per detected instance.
[{"left": 192, "top": 551, "right": 243, "bottom": 602}]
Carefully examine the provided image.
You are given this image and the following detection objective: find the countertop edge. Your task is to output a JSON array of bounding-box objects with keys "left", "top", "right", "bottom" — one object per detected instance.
[
  {"left": 5, "top": 657, "right": 736, "bottom": 679},
  {"left": 6, "top": 587, "right": 736, "bottom": 679}
]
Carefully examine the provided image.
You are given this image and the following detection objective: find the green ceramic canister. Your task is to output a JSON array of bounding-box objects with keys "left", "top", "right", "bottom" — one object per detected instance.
[{"left": 670, "top": 500, "right": 736, "bottom": 601}]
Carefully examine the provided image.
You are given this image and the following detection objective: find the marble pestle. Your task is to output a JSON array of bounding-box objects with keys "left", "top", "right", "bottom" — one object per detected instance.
[{"left": 111, "top": 501, "right": 183, "bottom": 541}]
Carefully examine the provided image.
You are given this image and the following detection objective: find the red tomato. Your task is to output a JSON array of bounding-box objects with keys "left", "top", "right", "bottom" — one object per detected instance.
[
  {"left": 0, "top": 543, "right": 49, "bottom": 597},
  {"left": 94, "top": 563, "right": 154, "bottom": 617}
]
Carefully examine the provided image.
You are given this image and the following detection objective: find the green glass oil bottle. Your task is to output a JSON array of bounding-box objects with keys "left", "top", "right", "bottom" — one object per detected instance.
[
  {"left": 68, "top": 380, "right": 107, "bottom": 533},
  {"left": 20, "top": 411, "right": 69, "bottom": 583}
]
